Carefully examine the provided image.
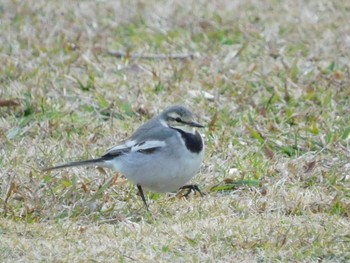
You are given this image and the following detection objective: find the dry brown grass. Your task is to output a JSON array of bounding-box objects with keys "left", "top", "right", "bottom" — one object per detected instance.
[{"left": 1, "top": 0, "right": 350, "bottom": 261}]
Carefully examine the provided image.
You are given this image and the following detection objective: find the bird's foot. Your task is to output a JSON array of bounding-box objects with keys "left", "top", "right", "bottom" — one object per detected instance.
[{"left": 178, "top": 184, "right": 204, "bottom": 198}]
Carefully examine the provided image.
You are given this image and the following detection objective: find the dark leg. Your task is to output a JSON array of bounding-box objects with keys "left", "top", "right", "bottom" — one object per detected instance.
[
  {"left": 178, "top": 185, "right": 203, "bottom": 197},
  {"left": 137, "top": 184, "right": 149, "bottom": 210}
]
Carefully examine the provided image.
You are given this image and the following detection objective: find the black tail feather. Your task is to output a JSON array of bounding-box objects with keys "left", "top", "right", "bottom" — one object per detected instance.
[{"left": 42, "top": 158, "right": 104, "bottom": 172}]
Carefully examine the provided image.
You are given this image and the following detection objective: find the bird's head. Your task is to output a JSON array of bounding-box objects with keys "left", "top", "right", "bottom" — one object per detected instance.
[{"left": 160, "top": 105, "right": 204, "bottom": 133}]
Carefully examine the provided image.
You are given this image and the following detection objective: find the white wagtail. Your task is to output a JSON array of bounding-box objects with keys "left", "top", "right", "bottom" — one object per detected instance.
[{"left": 43, "top": 105, "right": 205, "bottom": 209}]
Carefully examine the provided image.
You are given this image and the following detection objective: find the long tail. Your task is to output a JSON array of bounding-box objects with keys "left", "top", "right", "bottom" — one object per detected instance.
[{"left": 42, "top": 158, "right": 104, "bottom": 172}]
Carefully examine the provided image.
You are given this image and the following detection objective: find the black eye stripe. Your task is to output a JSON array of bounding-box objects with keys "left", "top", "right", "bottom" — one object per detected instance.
[{"left": 175, "top": 117, "right": 182, "bottom": 122}]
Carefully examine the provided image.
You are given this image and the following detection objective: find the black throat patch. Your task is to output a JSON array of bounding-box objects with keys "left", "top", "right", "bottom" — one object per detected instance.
[{"left": 173, "top": 128, "right": 203, "bottom": 153}]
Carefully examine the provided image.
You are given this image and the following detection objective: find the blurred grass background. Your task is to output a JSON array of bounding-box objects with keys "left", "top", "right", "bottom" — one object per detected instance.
[{"left": 1, "top": 0, "right": 350, "bottom": 261}]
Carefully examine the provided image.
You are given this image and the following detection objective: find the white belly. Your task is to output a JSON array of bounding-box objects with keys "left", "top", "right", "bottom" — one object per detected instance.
[{"left": 108, "top": 144, "right": 204, "bottom": 193}]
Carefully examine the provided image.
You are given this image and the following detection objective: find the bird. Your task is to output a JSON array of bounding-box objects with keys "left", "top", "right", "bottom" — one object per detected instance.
[{"left": 43, "top": 105, "right": 205, "bottom": 209}]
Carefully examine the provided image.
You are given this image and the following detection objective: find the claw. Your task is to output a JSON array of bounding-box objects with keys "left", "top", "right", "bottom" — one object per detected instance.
[{"left": 178, "top": 184, "right": 203, "bottom": 197}]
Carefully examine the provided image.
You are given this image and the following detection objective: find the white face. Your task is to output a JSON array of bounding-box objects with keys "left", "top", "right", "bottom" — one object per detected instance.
[{"left": 165, "top": 111, "right": 196, "bottom": 133}]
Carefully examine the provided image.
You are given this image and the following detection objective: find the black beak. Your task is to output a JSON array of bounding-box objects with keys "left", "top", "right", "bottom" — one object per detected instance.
[{"left": 188, "top": 121, "right": 204, "bottom": 128}]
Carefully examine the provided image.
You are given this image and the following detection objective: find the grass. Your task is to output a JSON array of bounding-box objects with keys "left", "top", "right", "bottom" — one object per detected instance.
[{"left": 1, "top": 0, "right": 350, "bottom": 261}]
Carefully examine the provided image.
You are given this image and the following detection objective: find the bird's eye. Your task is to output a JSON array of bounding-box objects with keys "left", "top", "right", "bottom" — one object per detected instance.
[{"left": 175, "top": 117, "right": 182, "bottom": 122}]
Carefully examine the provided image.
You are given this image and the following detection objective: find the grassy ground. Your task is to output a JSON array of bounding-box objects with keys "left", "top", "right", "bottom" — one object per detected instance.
[{"left": 1, "top": 0, "right": 350, "bottom": 261}]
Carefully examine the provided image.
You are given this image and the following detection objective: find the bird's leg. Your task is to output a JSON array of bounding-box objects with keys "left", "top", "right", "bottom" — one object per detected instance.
[
  {"left": 137, "top": 184, "right": 149, "bottom": 210},
  {"left": 178, "top": 184, "right": 203, "bottom": 197}
]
